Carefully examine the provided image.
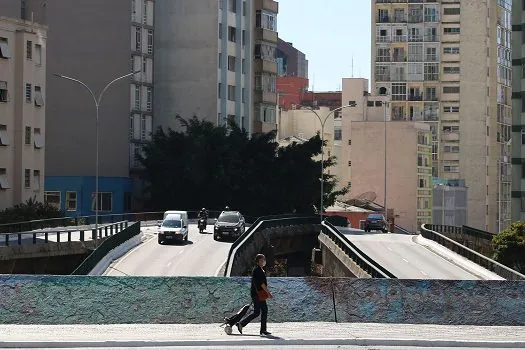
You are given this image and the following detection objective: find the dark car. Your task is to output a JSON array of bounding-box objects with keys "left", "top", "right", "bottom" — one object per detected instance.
[
  {"left": 364, "top": 213, "right": 388, "bottom": 233},
  {"left": 214, "top": 211, "right": 245, "bottom": 241}
]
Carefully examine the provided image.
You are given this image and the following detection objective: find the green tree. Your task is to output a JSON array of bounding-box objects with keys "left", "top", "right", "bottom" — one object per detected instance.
[
  {"left": 492, "top": 222, "right": 525, "bottom": 273},
  {"left": 140, "top": 116, "right": 348, "bottom": 216},
  {"left": 0, "top": 197, "right": 65, "bottom": 226}
]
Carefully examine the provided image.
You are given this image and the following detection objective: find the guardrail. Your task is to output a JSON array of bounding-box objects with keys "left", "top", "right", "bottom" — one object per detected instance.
[
  {"left": 71, "top": 221, "right": 141, "bottom": 275},
  {"left": 420, "top": 224, "right": 525, "bottom": 280},
  {"left": 224, "top": 214, "right": 319, "bottom": 276},
  {"left": 429, "top": 224, "right": 494, "bottom": 241},
  {"left": 1, "top": 221, "right": 129, "bottom": 247},
  {"left": 0, "top": 210, "right": 258, "bottom": 234},
  {"left": 321, "top": 221, "right": 396, "bottom": 278}
]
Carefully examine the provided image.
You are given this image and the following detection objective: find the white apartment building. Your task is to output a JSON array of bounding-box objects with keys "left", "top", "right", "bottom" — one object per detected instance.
[
  {"left": 371, "top": 0, "right": 512, "bottom": 232},
  {"left": 0, "top": 17, "right": 47, "bottom": 210}
]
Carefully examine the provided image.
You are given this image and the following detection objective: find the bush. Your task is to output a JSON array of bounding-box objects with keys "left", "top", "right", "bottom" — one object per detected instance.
[
  {"left": 492, "top": 222, "right": 525, "bottom": 273},
  {"left": 0, "top": 197, "right": 65, "bottom": 231}
]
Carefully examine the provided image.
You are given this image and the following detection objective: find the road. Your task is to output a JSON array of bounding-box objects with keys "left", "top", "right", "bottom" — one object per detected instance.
[
  {"left": 340, "top": 229, "right": 500, "bottom": 280},
  {"left": 105, "top": 224, "right": 232, "bottom": 276}
]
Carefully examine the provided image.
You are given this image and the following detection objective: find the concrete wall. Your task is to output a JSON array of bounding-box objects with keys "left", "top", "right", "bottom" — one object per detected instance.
[{"left": 0, "top": 275, "right": 523, "bottom": 325}]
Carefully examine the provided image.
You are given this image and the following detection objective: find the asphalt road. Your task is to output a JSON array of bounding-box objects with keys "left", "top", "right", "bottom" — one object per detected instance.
[
  {"left": 340, "top": 229, "right": 486, "bottom": 280},
  {"left": 104, "top": 224, "right": 233, "bottom": 276}
]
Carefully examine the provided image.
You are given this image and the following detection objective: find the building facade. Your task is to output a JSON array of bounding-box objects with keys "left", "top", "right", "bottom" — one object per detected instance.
[
  {"left": 433, "top": 178, "right": 467, "bottom": 226},
  {"left": 0, "top": 17, "right": 47, "bottom": 210},
  {"left": 154, "top": 0, "right": 278, "bottom": 135},
  {"left": 371, "top": 0, "right": 512, "bottom": 232},
  {"left": 276, "top": 38, "right": 308, "bottom": 78},
  {"left": 0, "top": 0, "right": 155, "bottom": 215},
  {"left": 512, "top": 0, "right": 525, "bottom": 222}
]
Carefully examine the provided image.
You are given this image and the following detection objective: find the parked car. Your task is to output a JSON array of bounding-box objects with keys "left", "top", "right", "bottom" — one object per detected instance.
[
  {"left": 214, "top": 211, "right": 245, "bottom": 241},
  {"left": 158, "top": 214, "right": 189, "bottom": 244},
  {"left": 364, "top": 213, "right": 388, "bottom": 233}
]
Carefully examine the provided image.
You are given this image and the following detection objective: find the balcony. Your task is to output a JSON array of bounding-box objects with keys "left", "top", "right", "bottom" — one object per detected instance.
[
  {"left": 255, "top": 0, "right": 278, "bottom": 13},
  {"left": 408, "top": 15, "right": 423, "bottom": 23},
  {"left": 254, "top": 90, "right": 277, "bottom": 104},
  {"left": 255, "top": 28, "right": 277, "bottom": 44},
  {"left": 392, "top": 54, "right": 407, "bottom": 62},
  {"left": 424, "top": 34, "right": 440, "bottom": 42},
  {"left": 408, "top": 35, "right": 423, "bottom": 42},
  {"left": 408, "top": 94, "right": 423, "bottom": 101},
  {"left": 393, "top": 35, "right": 407, "bottom": 42},
  {"left": 376, "top": 36, "right": 391, "bottom": 43},
  {"left": 254, "top": 59, "right": 277, "bottom": 74},
  {"left": 377, "top": 15, "right": 390, "bottom": 23}
]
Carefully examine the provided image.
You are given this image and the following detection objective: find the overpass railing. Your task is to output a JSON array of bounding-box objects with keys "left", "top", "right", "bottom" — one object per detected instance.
[
  {"left": 421, "top": 224, "right": 525, "bottom": 280},
  {"left": 321, "top": 221, "right": 396, "bottom": 278},
  {"left": 71, "top": 221, "right": 141, "bottom": 275},
  {"left": 224, "top": 214, "right": 318, "bottom": 276},
  {"left": 1, "top": 221, "right": 129, "bottom": 247}
]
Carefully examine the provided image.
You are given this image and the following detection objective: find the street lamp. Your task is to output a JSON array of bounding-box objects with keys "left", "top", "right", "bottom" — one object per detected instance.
[
  {"left": 300, "top": 103, "right": 357, "bottom": 223},
  {"left": 381, "top": 101, "right": 389, "bottom": 220},
  {"left": 54, "top": 70, "right": 140, "bottom": 247}
]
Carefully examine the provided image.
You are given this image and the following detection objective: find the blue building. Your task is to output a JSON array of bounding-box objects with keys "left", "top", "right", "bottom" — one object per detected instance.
[{"left": 44, "top": 176, "right": 133, "bottom": 217}]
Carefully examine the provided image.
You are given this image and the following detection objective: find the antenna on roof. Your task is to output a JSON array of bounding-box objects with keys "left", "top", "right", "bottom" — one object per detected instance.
[{"left": 351, "top": 56, "right": 354, "bottom": 78}]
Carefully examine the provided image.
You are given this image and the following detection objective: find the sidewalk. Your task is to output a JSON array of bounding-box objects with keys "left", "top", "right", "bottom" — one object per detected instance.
[{"left": 1, "top": 322, "right": 524, "bottom": 348}]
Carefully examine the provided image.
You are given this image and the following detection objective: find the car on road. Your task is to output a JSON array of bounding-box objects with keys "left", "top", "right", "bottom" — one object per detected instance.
[
  {"left": 158, "top": 214, "right": 188, "bottom": 244},
  {"left": 214, "top": 211, "right": 245, "bottom": 241},
  {"left": 364, "top": 213, "right": 388, "bottom": 233}
]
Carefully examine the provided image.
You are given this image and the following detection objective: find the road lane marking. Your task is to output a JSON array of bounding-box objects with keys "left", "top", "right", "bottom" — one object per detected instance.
[
  {"left": 167, "top": 262, "right": 172, "bottom": 267},
  {"left": 402, "top": 258, "right": 409, "bottom": 263},
  {"left": 420, "top": 270, "right": 429, "bottom": 276},
  {"left": 387, "top": 246, "right": 393, "bottom": 251}
]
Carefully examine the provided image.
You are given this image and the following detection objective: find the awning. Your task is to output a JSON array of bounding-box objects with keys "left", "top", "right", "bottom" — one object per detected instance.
[
  {"left": 34, "top": 132, "right": 43, "bottom": 149},
  {"left": 34, "top": 90, "right": 45, "bottom": 106},
  {"left": 0, "top": 41, "right": 11, "bottom": 58}
]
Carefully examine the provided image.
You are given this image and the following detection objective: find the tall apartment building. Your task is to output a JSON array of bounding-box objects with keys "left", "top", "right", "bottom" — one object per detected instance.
[
  {"left": 276, "top": 38, "right": 308, "bottom": 78},
  {"left": 154, "top": 0, "right": 279, "bottom": 135},
  {"left": 0, "top": 0, "right": 155, "bottom": 215},
  {"left": 371, "top": 0, "right": 512, "bottom": 232},
  {"left": 0, "top": 17, "right": 47, "bottom": 210},
  {"left": 512, "top": 0, "right": 525, "bottom": 222}
]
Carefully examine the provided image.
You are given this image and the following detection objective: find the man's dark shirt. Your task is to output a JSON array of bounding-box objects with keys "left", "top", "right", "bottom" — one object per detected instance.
[{"left": 250, "top": 266, "right": 267, "bottom": 298}]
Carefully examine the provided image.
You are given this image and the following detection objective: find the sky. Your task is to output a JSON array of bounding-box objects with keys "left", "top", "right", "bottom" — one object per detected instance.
[{"left": 277, "top": 0, "right": 371, "bottom": 92}]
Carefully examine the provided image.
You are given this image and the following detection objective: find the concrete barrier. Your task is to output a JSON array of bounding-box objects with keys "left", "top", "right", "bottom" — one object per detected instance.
[{"left": 0, "top": 276, "right": 523, "bottom": 325}]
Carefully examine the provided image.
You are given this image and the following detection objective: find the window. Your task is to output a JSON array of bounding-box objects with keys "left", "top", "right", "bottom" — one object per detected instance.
[
  {"left": 424, "top": 63, "right": 439, "bottom": 80},
  {"left": 147, "top": 30, "right": 153, "bottom": 54},
  {"left": 242, "top": 59, "right": 246, "bottom": 74},
  {"left": 443, "top": 47, "right": 459, "bottom": 54},
  {"left": 376, "top": 47, "right": 390, "bottom": 62},
  {"left": 140, "top": 115, "right": 146, "bottom": 140},
  {"left": 24, "top": 169, "right": 30, "bottom": 188},
  {"left": 444, "top": 145, "right": 460, "bottom": 153},
  {"left": 0, "top": 167, "right": 9, "bottom": 190},
  {"left": 255, "top": 73, "right": 262, "bottom": 90},
  {"left": 228, "top": 85, "right": 235, "bottom": 101},
  {"left": 443, "top": 86, "right": 460, "bottom": 94},
  {"left": 25, "top": 83, "right": 32, "bottom": 102},
  {"left": 25, "top": 126, "right": 31, "bottom": 145},
  {"left": 228, "top": 0, "right": 236, "bottom": 13},
  {"left": 34, "top": 86, "right": 44, "bottom": 106},
  {"left": 444, "top": 165, "right": 459, "bottom": 173},
  {"left": 443, "top": 7, "right": 460, "bottom": 15},
  {"left": 0, "top": 81, "right": 8, "bottom": 102},
  {"left": 134, "top": 85, "right": 140, "bottom": 110},
  {"left": 521, "top": 128, "right": 525, "bottom": 145},
  {"left": 444, "top": 27, "right": 460, "bottom": 34},
  {"left": 135, "top": 27, "right": 141, "bottom": 51},
  {"left": 334, "top": 127, "right": 342, "bottom": 140},
  {"left": 66, "top": 191, "right": 77, "bottom": 211},
  {"left": 228, "top": 55, "right": 236, "bottom": 71},
  {"left": 242, "top": 1, "right": 246, "bottom": 16},
  {"left": 146, "top": 87, "right": 152, "bottom": 111},
  {"left": 143, "top": 0, "right": 148, "bottom": 24},
  {"left": 443, "top": 66, "right": 460, "bottom": 74},
  {"left": 26, "top": 40, "right": 32, "bottom": 59},
  {"left": 262, "top": 73, "right": 276, "bottom": 93},
  {"left": 218, "top": 83, "right": 222, "bottom": 98},
  {"left": 242, "top": 87, "right": 246, "bottom": 102},
  {"left": 44, "top": 191, "right": 60, "bottom": 209},
  {"left": 228, "top": 26, "right": 236, "bottom": 42},
  {"left": 0, "top": 124, "right": 8, "bottom": 146},
  {"left": 0, "top": 38, "right": 10, "bottom": 59},
  {"left": 92, "top": 192, "right": 113, "bottom": 212},
  {"left": 35, "top": 44, "right": 42, "bottom": 65},
  {"left": 442, "top": 125, "right": 459, "bottom": 133},
  {"left": 443, "top": 106, "right": 459, "bottom": 113},
  {"left": 34, "top": 128, "right": 43, "bottom": 149},
  {"left": 256, "top": 10, "right": 277, "bottom": 31},
  {"left": 348, "top": 161, "right": 352, "bottom": 166},
  {"left": 242, "top": 30, "right": 246, "bottom": 46},
  {"left": 33, "top": 170, "right": 40, "bottom": 190},
  {"left": 219, "top": 23, "right": 222, "bottom": 39},
  {"left": 392, "top": 83, "right": 406, "bottom": 101}
]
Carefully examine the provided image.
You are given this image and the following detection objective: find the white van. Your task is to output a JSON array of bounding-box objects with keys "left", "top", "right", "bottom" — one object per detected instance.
[
  {"left": 163, "top": 210, "right": 188, "bottom": 223},
  {"left": 158, "top": 213, "right": 188, "bottom": 244}
]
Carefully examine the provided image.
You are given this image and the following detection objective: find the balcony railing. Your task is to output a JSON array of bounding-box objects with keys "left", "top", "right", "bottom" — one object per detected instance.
[
  {"left": 377, "top": 15, "right": 390, "bottom": 23},
  {"left": 392, "top": 54, "right": 406, "bottom": 62},
  {"left": 393, "top": 35, "right": 407, "bottom": 42},
  {"left": 376, "top": 36, "right": 391, "bottom": 43},
  {"left": 424, "top": 34, "right": 440, "bottom": 42},
  {"left": 408, "top": 95, "right": 423, "bottom": 101},
  {"left": 408, "top": 35, "right": 423, "bottom": 42},
  {"left": 408, "top": 15, "right": 423, "bottom": 23}
]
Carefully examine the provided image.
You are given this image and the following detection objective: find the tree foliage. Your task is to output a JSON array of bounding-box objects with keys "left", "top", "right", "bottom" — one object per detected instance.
[
  {"left": 492, "top": 221, "right": 525, "bottom": 273},
  {"left": 140, "top": 116, "right": 348, "bottom": 216},
  {"left": 0, "top": 197, "right": 65, "bottom": 225}
]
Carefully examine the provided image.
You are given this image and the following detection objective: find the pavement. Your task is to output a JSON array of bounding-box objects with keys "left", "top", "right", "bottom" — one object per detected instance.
[
  {"left": 339, "top": 228, "right": 500, "bottom": 280},
  {"left": 1, "top": 322, "right": 524, "bottom": 349},
  {"left": 104, "top": 224, "right": 232, "bottom": 276}
]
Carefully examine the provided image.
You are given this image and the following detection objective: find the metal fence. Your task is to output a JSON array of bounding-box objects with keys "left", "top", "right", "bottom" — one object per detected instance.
[{"left": 420, "top": 224, "right": 525, "bottom": 280}]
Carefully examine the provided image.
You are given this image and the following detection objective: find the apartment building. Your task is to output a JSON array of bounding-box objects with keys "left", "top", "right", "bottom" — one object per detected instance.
[
  {"left": 371, "top": 0, "right": 512, "bottom": 232},
  {"left": 0, "top": 0, "right": 155, "bottom": 215},
  {"left": 276, "top": 39, "right": 308, "bottom": 110},
  {"left": 0, "top": 17, "right": 46, "bottom": 210},
  {"left": 154, "top": 0, "right": 279, "bottom": 135},
  {"left": 512, "top": 0, "right": 525, "bottom": 222}
]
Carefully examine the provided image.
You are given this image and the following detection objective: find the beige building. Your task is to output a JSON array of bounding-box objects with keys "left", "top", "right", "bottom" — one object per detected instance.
[
  {"left": 0, "top": 17, "right": 47, "bottom": 210},
  {"left": 371, "top": 0, "right": 511, "bottom": 232},
  {"left": 339, "top": 78, "right": 432, "bottom": 231}
]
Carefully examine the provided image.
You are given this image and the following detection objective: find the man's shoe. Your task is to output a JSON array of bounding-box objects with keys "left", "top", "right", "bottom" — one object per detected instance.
[
  {"left": 260, "top": 331, "right": 271, "bottom": 336},
  {"left": 236, "top": 323, "right": 243, "bottom": 334}
]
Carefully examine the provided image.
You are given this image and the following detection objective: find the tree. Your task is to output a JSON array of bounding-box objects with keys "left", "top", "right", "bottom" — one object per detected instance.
[
  {"left": 0, "top": 197, "right": 65, "bottom": 225},
  {"left": 140, "top": 116, "right": 348, "bottom": 217},
  {"left": 492, "top": 222, "right": 525, "bottom": 273}
]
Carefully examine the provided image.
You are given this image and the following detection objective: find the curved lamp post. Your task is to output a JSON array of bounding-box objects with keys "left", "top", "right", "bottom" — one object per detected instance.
[{"left": 53, "top": 70, "right": 140, "bottom": 247}]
